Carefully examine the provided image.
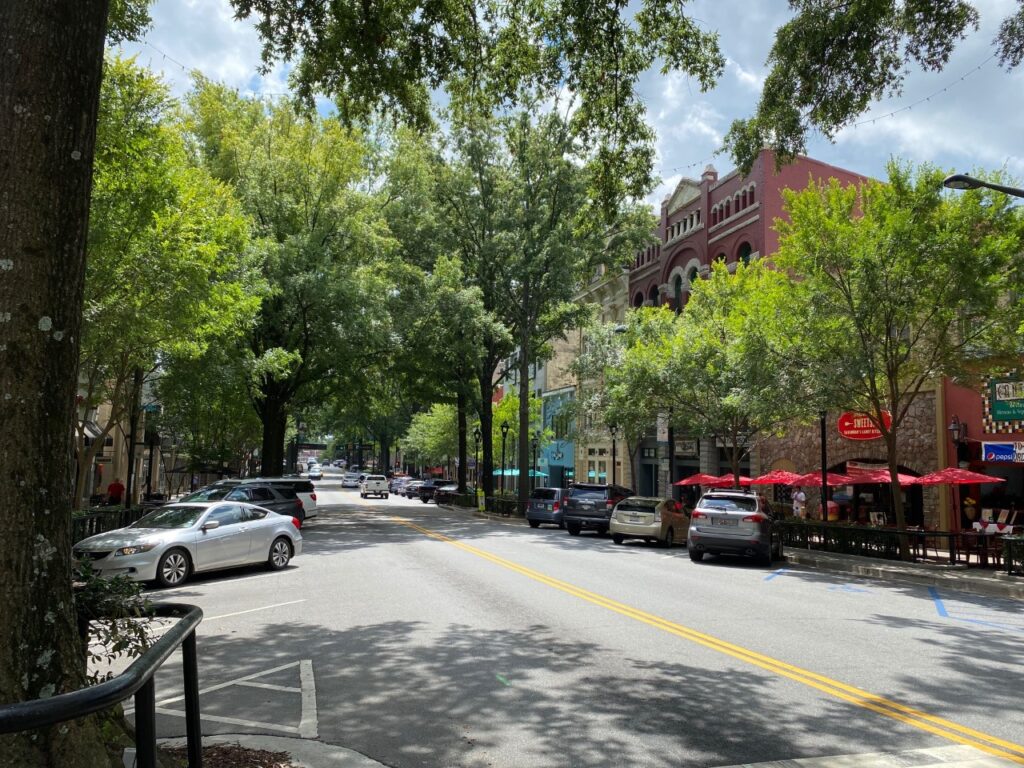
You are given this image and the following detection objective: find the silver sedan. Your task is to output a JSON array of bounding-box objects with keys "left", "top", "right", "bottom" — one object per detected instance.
[{"left": 73, "top": 502, "right": 303, "bottom": 588}]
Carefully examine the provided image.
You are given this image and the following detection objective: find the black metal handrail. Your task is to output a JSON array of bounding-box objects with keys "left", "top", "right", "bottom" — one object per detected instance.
[{"left": 0, "top": 603, "right": 204, "bottom": 768}]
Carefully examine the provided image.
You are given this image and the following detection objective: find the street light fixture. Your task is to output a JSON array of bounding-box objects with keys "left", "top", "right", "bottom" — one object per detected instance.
[
  {"left": 609, "top": 424, "right": 618, "bottom": 485},
  {"left": 500, "top": 420, "right": 510, "bottom": 495},
  {"left": 943, "top": 174, "right": 1024, "bottom": 199}
]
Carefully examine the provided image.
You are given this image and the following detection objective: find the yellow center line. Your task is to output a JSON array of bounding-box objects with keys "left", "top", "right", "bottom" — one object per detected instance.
[{"left": 392, "top": 516, "right": 1024, "bottom": 764}]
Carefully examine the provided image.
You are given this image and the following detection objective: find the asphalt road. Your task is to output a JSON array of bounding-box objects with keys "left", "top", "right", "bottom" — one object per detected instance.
[{"left": 142, "top": 468, "right": 1024, "bottom": 767}]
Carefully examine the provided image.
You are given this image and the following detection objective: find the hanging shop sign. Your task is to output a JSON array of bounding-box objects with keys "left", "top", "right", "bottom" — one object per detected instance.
[
  {"left": 982, "top": 442, "right": 1024, "bottom": 463},
  {"left": 837, "top": 411, "right": 891, "bottom": 441},
  {"left": 990, "top": 378, "right": 1024, "bottom": 422}
]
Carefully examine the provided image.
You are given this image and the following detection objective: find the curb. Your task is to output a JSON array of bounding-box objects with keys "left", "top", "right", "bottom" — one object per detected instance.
[
  {"left": 158, "top": 733, "right": 388, "bottom": 767},
  {"left": 783, "top": 549, "right": 1024, "bottom": 600}
]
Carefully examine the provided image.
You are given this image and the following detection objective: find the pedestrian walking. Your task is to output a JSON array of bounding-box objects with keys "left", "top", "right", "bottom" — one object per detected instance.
[{"left": 106, "top": 477, "right": 125, "bottom": 505}]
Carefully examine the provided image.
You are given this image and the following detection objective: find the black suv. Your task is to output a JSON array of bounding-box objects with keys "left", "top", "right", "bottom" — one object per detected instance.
[
  {"left": 562, "top": 483, "right": 634, "bottom": 536},
  {"left": 418, "top": 478, "right": 452, "bottom": 503}
]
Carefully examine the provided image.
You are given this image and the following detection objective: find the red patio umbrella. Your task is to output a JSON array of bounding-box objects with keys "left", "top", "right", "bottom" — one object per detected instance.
[
  {"left": 711, "top": 473, "right": 753, "bottom": 487},
  {"left": 675, "top": 472, "right": 722, "bottom": 486},
  {"left": 789, "top": 471, "right": 855, "bottom": 487},
  {"left": 914, "top": 468, "right": 1005, "bottom": 485},
  {"left": 750, "top": 469, "right": 802, "bottom": 486},
  {"left": 846, "top": 469, "right": 920, "bottom": 485}
]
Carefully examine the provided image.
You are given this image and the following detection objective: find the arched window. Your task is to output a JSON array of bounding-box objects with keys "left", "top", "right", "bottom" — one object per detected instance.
[
  {"left": 741, "top": 190, "right": 747, "bottom": 209},
  {"left": 749, "top": 185, "right": 756, "bottom": 204},
  {"left": 711, "top": 208, "right": 717, "bottom": 226},
  {"left": 724, "top": 200, "right": 731, "bottom": 219},
  {"left": 674, "top": 275, "right": 683, "bottom": 315},
  {"left": 737, "top": 242, "right": 753, "bottom": 265},
  {"left": 688, "top": 267, "right": 699, "bottom": 286},
  {"left": 648, "top": 285, "right": 659, "bottom": 306},
  {"left": 633, "top": 292, "right": 644, "bottom": 308},
  {"left": 715, "top": 252, "right": 727, "bottom": 265},
  {"left": 695, "top": 209, "right": 700, "bottom": 224}
]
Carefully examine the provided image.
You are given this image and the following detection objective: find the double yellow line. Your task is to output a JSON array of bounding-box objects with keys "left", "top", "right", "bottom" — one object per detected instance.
[{"left": 393, "top": 517, "right": 1024, "bottom": 764}]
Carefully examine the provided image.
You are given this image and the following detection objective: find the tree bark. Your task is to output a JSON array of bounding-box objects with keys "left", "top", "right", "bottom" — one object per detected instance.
[
  {"left": 257, "top": 394, "right": 288, "bottom": 477},
  {"left": 477, "top": 363, "right": 495, "bottom": 501},
  {"left": 0, "top": 0, "right": 118, "bottom": 764},
  {"left": 887, "top": 432, "right": 911, "bottom": 561},
  {"left": 517, "top": 343, "right": 531, "bottom": 508},
  {"left": 456, "top": 389, "right": 468, "bottom": 492}
]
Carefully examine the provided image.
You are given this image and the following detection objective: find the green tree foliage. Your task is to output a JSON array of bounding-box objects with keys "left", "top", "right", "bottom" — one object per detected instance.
[
  {"left": 77, "top": 57, "right": 259, "bottom": 504},
  {"left": 773, "top": 162, "right": 1024, "bottom": 549},
  {"left": 403, "top": 404, "right": 460, "bottom": 468},
  {"left": 185, "top": 81, "right": 394, "bottom": 475},
  {"left": 232, "top": 0, "right": 725, "bottom": 216},
  {"left": 726, "top": 1, "right": 1024, "bottom": 172}
]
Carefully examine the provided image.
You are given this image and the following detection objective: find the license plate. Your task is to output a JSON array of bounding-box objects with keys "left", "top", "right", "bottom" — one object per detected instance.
[
  {"left": 628, "top": 515, "right": 641, "bottom": 523},
  {"left": 712, "top": 518, "right": 738, "bottom": 526},
  {"left": 547, "top": 504, "right": 553, "bottom": 510}
]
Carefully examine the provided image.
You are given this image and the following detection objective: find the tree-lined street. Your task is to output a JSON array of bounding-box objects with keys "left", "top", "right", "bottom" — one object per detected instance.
[{"left": 140, "top": 470, "right": 1024, "bottom": 766}]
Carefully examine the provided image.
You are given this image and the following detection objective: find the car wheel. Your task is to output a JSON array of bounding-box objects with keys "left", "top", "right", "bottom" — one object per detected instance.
[
  {"left": 156, "top": 548, "right": 191, "bottom": 588},
  {"left": 689, "top": 549, "right": 704, "bottom": 562},
  {"left": 528, "top": 519, "right": 540, "bottom": 528},
  {"left": 612, "top": 534, "right": 624, "bottom": 545},
  {"left": 663, "top": 527, "right": 674, "bottom": 549},
  {"left": 384, "top": 494, "right": 389, "bottom": 499},
  {"left": 268, "top": 537, "right": 292, "bottom": 570},
  {"left": 421, "top": 497, "right": 428, "bottom": 503},
  {"left": 558, "top": 520, "right": 565, "bottom": 530},
  {"left": 567, "top": 523, "right": 581, "bottom": 536}
]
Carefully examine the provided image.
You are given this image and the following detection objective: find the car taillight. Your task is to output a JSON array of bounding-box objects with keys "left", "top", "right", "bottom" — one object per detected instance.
[
  {"left": 295, "top": 499, "right": 303, "bottom": 509},
  {"left": 692, "top": 510, "right": 708, "bottom": 519},
  {"left": 310, "top": 493, "right": 316, "bottom": 502},
  {"left": 552, "top": 501, "right": 560, "bottom": 511},
  {"left": 291, "top": 517, "right": 301, "bottom": 529},
  {"left": 743, "top": 513, "right": 766, "bottom": 523},
  {"left": 606, "top": 500, "right": 614, "bottom": 509}
]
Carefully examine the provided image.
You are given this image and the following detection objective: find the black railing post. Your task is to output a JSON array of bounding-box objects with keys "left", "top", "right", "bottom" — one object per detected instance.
[
  {"left": 183, "top": 630, "right": 203, "bottom": 768},
  {"left": 134, "top": 676, "right": 157, "bottom": 768}
]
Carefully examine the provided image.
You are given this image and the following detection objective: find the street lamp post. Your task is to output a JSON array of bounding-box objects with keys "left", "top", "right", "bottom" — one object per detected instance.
[
  {"left": 473, "top": 427, "right": 481, "bottom": 489},
  {"left": 819, "top": 410, "right": 828, "bottom": 521},
  {"left": 500, "top": 421, "right": 510, "bottom": 495},
  {"left": 609, "top": 424, "right": 618, "bottom": 485},
  {"left": 943, "top": 174, "right": 1024, "bottom": 198}
]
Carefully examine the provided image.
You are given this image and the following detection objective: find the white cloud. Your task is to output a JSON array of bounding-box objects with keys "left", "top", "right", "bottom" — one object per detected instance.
[{"left": 728, "top": 58, "right": 765, "bottom": 92}]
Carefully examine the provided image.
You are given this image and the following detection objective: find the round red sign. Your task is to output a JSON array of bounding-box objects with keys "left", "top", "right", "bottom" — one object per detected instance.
[{"left": 837, "top": 411, "right": 891, "bottom": 441}]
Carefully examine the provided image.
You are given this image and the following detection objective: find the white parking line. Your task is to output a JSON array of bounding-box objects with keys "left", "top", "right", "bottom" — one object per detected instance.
[
  {"left": 155, "top": 707, "right": 300, "bottom": 735},
  {"left": 236, "top": 681, "right": 302, "bottom": 693},
  {"left": 205, "top": 600, "right": 305, "bottom": 621},
  {"left": 299, "top": 659, "right": 318, "bottom": 738}
]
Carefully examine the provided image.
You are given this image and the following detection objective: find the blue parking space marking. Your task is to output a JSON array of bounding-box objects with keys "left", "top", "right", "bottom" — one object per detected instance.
[
  {"left": 763, "top": 568, "right": 789, "bottom": 581},
  {"left": 827, "top": 584, "right": 870, "bottom": 594},
  {"left": 929, "top": 587, "right": 1024, "bottom": 634}
]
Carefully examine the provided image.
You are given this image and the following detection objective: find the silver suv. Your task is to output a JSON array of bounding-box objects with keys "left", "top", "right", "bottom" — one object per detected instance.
[{"left": 687, "top": 490, "right": 783, "bottom": 565}]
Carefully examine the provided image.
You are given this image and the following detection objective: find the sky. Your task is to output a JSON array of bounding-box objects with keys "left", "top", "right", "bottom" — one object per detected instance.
[{"left": 118, "top": 0, "right": 1024, "bottom": 210}]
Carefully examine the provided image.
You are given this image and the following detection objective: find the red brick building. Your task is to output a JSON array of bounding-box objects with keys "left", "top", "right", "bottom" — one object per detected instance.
[{"left": 629, "top": 149, "right": 866, "bottom": 311}]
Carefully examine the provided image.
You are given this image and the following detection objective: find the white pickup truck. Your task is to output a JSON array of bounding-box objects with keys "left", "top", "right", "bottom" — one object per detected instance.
[{"left": 360, "top": 474, "right": 389, "bottom": 499}]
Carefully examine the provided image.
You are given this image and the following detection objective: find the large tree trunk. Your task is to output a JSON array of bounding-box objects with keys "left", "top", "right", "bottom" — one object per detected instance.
[
  {"left": 477, "top": 363, "right": 495, "bottom": 501},
  {"left": 517, "top": 343, "right": 531, "bottom": 509},
  {"left": 887, "top": 432, "right": 911, "bottom": 561},
  {"left": 0, "top": 1, "right": 117, "bottom": 765},
  {"left": 456, "top": 389, "right": 468, "bottom": 492},
  {"left": 257, "top": 393, "right": 288, "bottom": 477}
]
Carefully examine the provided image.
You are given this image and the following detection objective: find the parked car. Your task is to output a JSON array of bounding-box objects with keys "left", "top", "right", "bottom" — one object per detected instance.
[
  {"left": 687, "top": 489, "right": 783, "bottom": 565},
  {"left": 240, "top": 477, "right": 317, "bottom": 519},
  {"left": 223, "top": 484, "right": 306, "bottom": 523},
  {"left": 179, "top": 485, "right": 233, "bottom": 503},
  {"left": 526, "top": 487, "right": 568, "bottom": 528},
  {"left": 342, "top": 472, "right": 361, "bottom": 488},
  {"left": 418, "top": 478, "right": 451, "bottom": 503},
  {"left": 389, "top": 476, "right": 409, "bottom": 494},
  {"left": 360, "top": 474, "right": 389, "bottom": 499},
  {"left": 404, "top": 480, "right": 425, "bottom": 499},
  {"left": 610, "top": 496, "right": 689, "bottom": 547},
  {"left": 308, "top": 465, "right": 323, "bottom": 481},
  {"left": 73, "top": 502, "right": 302, "bottom": 588},
  {"left": 434, "top": 483, "right": 471, "bottom": 505},
  {"left": 562, "top": 483, "right": 634, "bottom": 536}
]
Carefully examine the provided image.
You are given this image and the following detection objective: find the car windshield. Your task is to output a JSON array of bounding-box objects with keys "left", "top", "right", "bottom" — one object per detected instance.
[
  {"left": 617, "top": 499, "right": 659, "bottom": 512},
  {"left": 368, "top": 476, "right": 386, "bottom": 481},
  {"left": 130, "top": 505, "right": 207, "bottom": 529},
  {"left": 701, "top": 496, "right": 757, "bottom": 512},
  {"left": 531, "top": 488, "right": 557, "bottom": 500},
  {"left": 180, "top": 488, "right": 229, "bottom": 502},
  {"left": 570, "top": 487, "right": 606, "bottom": 500}
]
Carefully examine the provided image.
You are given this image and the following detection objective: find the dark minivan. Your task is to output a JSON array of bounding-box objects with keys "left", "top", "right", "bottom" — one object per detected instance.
[
  {"left": 562, "top": 483, "right": 634, "bottom": 536},
  {"left": 527, "top": 487, "right": 568, "bottom": 529}
]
